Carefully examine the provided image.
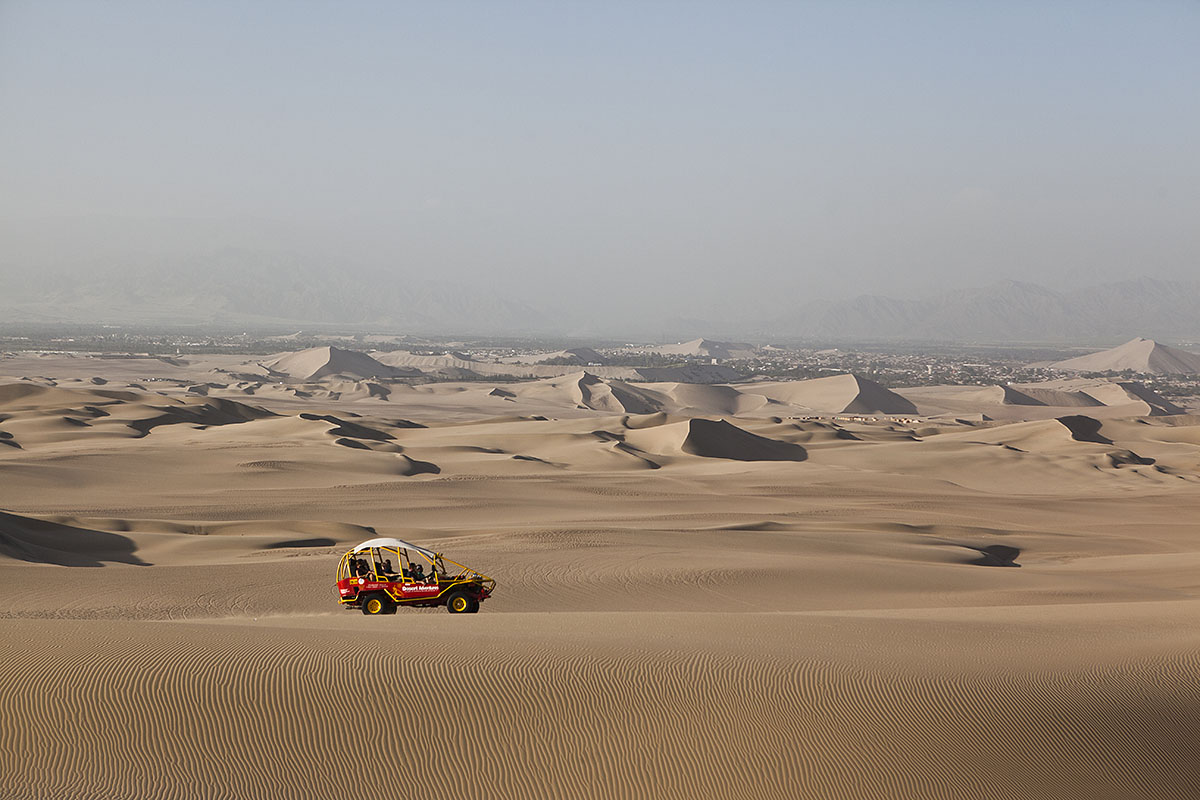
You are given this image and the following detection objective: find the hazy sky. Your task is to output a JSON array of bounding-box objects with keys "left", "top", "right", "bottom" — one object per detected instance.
[{"left": 2, "top": 1, "right": 1198, "bottom": 319}]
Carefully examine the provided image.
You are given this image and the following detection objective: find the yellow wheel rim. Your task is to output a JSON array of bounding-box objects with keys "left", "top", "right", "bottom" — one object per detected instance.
[
  {"left": 367, "top": 598, "right": 381, "bottom": 614},
  {"left": 453, "top": 597, "right": 467, "bottom": 611}
]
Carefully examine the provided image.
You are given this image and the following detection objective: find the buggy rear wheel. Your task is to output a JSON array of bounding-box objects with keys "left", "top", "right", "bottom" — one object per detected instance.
[{"left": 361, "top": 593, "right": 392, "bottom": 616}]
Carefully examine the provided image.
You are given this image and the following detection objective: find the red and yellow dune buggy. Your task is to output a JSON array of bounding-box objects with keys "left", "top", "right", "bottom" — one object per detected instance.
[{"left": 336, "top": 537, "right": 495, "bottom": 614}]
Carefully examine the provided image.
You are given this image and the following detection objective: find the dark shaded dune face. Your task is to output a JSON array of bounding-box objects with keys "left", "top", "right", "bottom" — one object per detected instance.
[
  {"left": 262, "top": 537, "right": 337, "bottom": 549},
  {"left": 1117, "top": 382, "right": 1186, "bottom": 415},
  {"left": 1017, "top": 387, "right": 1103, "bottom": 407},
  {"left": 842, "top": 378, "right": 918, "bottom": 415},
  {"left": 970, "top": 544, "right": 1021, "bottom": 567},
  {"left": 0, "top": 511, "right": 149, "bottom": 567},
  {"left": 605, "top": 383, "right": 665, "bottom": 415},
  {"left": 574, "top": 374, "right": 667, "bottom": 414},
  {"left": 1001, "top": 386, "right": 1047, "bottom": 406},
  {"left": 681, "top": 419, "right": 807, "bottom": 462},
  {"left": 397, "top": 455, "right": 440, "bottom": 476},
  {"left": 298, "top": 412, "right": 394, "bottom": 441},
  {"left": 1056, "top": 415, "right": 1113, "bottom": 444}
]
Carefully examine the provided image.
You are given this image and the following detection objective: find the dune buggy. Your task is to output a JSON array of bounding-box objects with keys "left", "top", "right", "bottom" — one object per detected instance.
[{"left": 335, "top": 537, "right": 495, "bottom": 615}]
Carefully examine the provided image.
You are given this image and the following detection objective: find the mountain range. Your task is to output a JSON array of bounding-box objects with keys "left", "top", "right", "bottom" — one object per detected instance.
[
  {"left": 769, "top": 279, "right": 1200, "bottom": 342},
  {"left": 1, "top": 254, "right": 1197, "bottom": 343},
  {"left": 0, "top": 253, "right": 546, "bottom": 333}
]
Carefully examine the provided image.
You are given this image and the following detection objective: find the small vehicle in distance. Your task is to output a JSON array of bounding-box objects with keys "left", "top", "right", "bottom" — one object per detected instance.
[{"left": 335, "top": 537, "right": 495, "bottom": 615}]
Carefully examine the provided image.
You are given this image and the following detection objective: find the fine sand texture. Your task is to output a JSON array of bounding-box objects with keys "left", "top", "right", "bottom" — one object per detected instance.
[{"left": 3, "top": 354, "right": 1200, "bottom": 800}]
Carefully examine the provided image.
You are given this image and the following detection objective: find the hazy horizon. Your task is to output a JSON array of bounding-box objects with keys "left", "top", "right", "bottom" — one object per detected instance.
[{"left": 3, "top": 1, "right": 1198, "bottom": 328}]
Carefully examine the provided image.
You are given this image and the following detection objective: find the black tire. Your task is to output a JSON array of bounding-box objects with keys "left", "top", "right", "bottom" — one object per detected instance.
[
  {"left": 361, "top": 593, "right": 392, "bottom": 616},
  {"left": 446, "top": 591, "right": 472, "bottom": 614},
  {"left": 466, "top": 597, "right": 480, "bottom": 613}
]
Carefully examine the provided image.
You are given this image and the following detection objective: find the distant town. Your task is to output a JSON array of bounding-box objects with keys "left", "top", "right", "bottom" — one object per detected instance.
[{"left": 2, "top": 325, "right": 1199, "bottom": 404}]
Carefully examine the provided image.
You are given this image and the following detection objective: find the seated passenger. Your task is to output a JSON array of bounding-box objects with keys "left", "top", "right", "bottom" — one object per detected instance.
[
  {"left": 410, "top": 563, "right": 425, "bottom": 583},
  {"left": 381, "top": 559, "right": 399, "bottom": 580}
]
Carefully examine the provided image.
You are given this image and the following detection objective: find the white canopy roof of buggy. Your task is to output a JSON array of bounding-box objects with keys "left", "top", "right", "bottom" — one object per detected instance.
[{"left": 351, "top": 537, "right": 438, "bottom": 560}]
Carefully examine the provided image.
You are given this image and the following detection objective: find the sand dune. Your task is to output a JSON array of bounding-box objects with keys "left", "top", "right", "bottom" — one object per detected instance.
[
  {"left": 1078, "top": 380, "right": 1184, "bottom": 415},
  {"left": 263, "top": 345, "right": 418, "bottom": 381},
  {"left": 3, "top": 356, "right": 1200, "bottom": 799},
  {"left": 1048, "top": 337, "right": 1200, "bottom": 375},
  {"left": 496, "top": 346, "right": 607, "bottom": 365},
  {"left": 498, "top": 372, "right": 916, "bottom": 418},
  {"left": 625, "top": 417, "right": 807, "bottom": 462},
  {"left": 512, "top": 371, "right": 671, "bottom": 414},
  {"left": 651, "top": 337, "right": 758, "bottom": 359},
  {"left": 900, "top": 378, "right": 1184, "bottom": 419},
  {"left": 1002, "top": 384, "right": 1103, "bottom": 407},
  {"left": 655, "top": 382, "right": 774, "bottom": 416},
  {"left": 752, "top": 374, "right": 917, "bottom": 415},
  {"left": 0, "top": 510, "right": 149, "bottom": 567},
  {"left": 375, "top": 349, "right": 639, "bottom": 380}
]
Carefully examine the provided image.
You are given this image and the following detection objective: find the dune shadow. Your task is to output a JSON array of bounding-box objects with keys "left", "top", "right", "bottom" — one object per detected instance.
[
  {"left": 682, "top": 419, "right": 808, "bottom": 462},
  {"left": 0, "top": 510, "right": 151, "bottom": 567},
  {"left": 967, "top": 544, "right": 1021, "bottom": 567},
  {"left": 262, "top": 537, "right": 337, "bottom": 549},
  {"left": 1056, "top": 415, "right": 1112, "bottom": 444},
  {"left": 300, "top": 412, "right": 394, "bottom": 441}
]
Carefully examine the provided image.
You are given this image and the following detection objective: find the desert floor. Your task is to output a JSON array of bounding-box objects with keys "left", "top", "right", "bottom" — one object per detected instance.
[{"left": 2, "top": 353, "right": 1199, "bottom": 799}]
